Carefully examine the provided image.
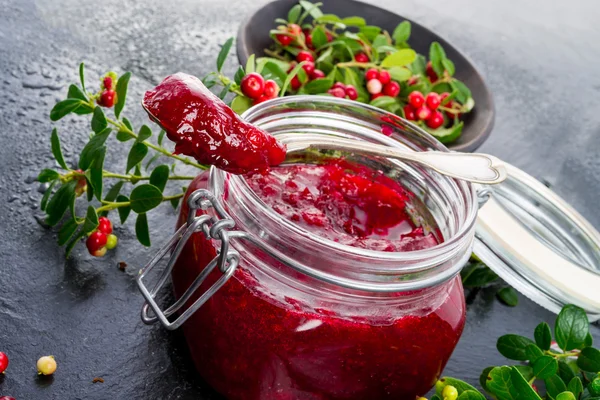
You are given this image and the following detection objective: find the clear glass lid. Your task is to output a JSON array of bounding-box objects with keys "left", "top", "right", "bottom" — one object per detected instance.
[{"left": 474, "top": 162, "right": 600, "bottom": 321}]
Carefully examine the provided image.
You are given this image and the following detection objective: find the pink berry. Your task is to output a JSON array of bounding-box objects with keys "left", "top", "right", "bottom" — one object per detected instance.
[
  {"left": 425, "top": 92, "right": 441, "bottom": 110},
  {"left": 328, "top": 87, "right": 346, "bottom": 98},
  {"left": 296, "top": 51, "right": 314, "bottom": 63},
  {"left": 354, "top": 53, "right": 369, "bottom": 63},
  {"left": 365, "top": 68, "right": 379, "bottom": 81},
  {"left": 103, "top": 76, "right": 114, "bottom": 90},
  {"left": 378, "top": 70, "right": 391, "bottom": 84},
  {"left": 416, "top": 106, "right": 432, "bottom": 121},
  {"left": 345, "top": 85, "right": 358, "bottom": 100},
  {"left": 240, "top": 73, "right": 265, "bottom": 99},
  {"left": 403, "top": 105, "right": 416, "bottom": 120},
  {"left": 366, "top": 79, "right": 382, "bottom": 95},
  {"left": 288, "top": 24, "right": 302, "bottom": 37},
  {"left": 310, "top": 69, "right": 326, "bottom": 79},
  {"left": 332, "top": 82, "right": 346, "bottom": 90},
  {"left": 382, "top": 81, "right": 400, "bottom": 97},
  {"left": 408, "top": 91, "right": 425, "bottom": 108},
  {"left": 301, "top": 61, "right": 315, "bottom": 76}
]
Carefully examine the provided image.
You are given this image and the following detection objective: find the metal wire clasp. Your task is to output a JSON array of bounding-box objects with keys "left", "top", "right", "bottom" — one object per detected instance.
[{"left": 136, "top": 189, "right": 242, "bottom": 330}]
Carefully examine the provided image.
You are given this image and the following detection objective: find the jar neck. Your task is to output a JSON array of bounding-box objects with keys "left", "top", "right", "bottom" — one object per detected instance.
[{"left": 210, "top": 96, "right": 478, "bottom": 296}]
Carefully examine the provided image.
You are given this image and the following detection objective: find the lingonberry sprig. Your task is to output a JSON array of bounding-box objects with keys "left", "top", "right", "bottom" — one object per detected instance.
[{"left": 38, "top": 64, "right": 207, "bottom": 257}]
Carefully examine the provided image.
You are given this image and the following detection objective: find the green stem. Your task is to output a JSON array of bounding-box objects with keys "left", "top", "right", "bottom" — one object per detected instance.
[
  {"left": 218, "top": 75, "right": 244, "bottom": 96},
  {"left": 336, "top": 61, "right": 378, "bottom": 69},
  {"left": 545, "top": 350, "right": 579, "bottom": 358},
  {"left": 264, "top": 48, "right": 288, "bottom": 61},
  {"left": 106, "top": 118, "right": 207, "bottom": 170},
  {"left": 102, "top": 171, "right": 195, "bottom": 181},
  {"left": 96, "top": 192, "right": 185, "bottom": 213},
  {"left": 162, "top": 193, "right": 185, "bottom": 201}
]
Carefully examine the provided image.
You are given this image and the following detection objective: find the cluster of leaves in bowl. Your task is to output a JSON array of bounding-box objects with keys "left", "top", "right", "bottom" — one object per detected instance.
[
  {"left": 434, "top": 304, "right": 600, "bottom": 400},
  {"left": 206, "top": 0, "right": 475, "bottom": 144}
]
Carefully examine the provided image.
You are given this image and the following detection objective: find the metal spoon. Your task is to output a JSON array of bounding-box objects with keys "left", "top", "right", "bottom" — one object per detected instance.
[{"left": 282, "top": 136, "right": 507, "bottom": 185}]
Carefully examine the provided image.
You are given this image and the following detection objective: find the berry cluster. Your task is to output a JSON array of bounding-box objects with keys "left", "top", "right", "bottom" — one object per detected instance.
[
  {"left": 327, "top": 82, "right": 358, "bottom": 100},
  {"left": 364, "top": 68, "right": 400, "bottom": 100},
  {"left": 404, "top": 90, "right": 446, "bottom": 129},
  {"left": 96, "top": 72, "right": 117, "bottom": 108},
  {"left": 85, "top": 216, "right": 118, "bottom": 257},
  {"left": 240, "top": 73, "right": 280, "bottom": 105},
  {"left": 288, "top": 50, "right": 326, "bottom": 90}
]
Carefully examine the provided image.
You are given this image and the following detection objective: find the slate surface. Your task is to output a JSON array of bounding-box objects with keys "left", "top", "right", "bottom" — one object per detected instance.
[{"left": 0, "top": 0, "right": 598, "bottom": 399}]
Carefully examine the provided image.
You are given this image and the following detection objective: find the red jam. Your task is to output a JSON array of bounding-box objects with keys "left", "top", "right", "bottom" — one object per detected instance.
[
  {"left": 143, "top": 73, "right": 286, "bottom": 174},
  {"left": 172, "top": 161, "right": 466, "bottom": 400}
]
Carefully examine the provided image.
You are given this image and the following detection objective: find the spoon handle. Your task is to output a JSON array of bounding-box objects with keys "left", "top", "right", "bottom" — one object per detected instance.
[{"left": 284, "top": 137, "right": 507, "bottom": 185}]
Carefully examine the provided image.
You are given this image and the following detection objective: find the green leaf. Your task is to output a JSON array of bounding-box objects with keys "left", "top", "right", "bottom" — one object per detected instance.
[
  {"left": 91, "top": 106, "right": 107, "bottom": 133},
  {"left": 281, "top": 62, "right": 306, "bottom": 95},
  {"left": 514, "top": 365, "right": 535, "bottom": 381},
  {"left": 510, "top": 367, "right": 543, "bottom": 400},
  {"left": 130, "top": 184, "right": 163, "bottom": 213},
  {"left": 427, "top": 121, "right": 464, "bottom": 144},
  {"left": 64, "top": 227, "right": 85, "bottom": 258},
  {"left": 557, "top": 360, "right": 576, "bottom": 384},
  {"left": 451, "top": 79, "right": 472, "bottom": 104},
  {"left": 261, "top": 61, "right": 287, "bottom": 88},
  {"left": 149, "top": 165, "right": 169, "bottom": 192},
  {"left": 381, "top": 49, "right": 416, "bottom": 68},
  {"left": 245, "top": 54, "right": 256, "bottom": 74},
  {"left": 216, "top": 37, "right": 234, "bottom": 72},
  {"left": 116, "top": 195, "right": 131, "bottom": 224},
  {"left": 50, "top": 128, "right": 68, "bottom": 170},
  {"left": 458, "top": 391, "right": 486, "bottom": 400},
  {"left": 38, "top": 169, "right": 60, "bottom": 183},
  {"left": 288, "top": 4, "right": 302, "bottom": 23},
  {"left": 497, "top": 334, "right": 536, "bottom": 361},
  {"left": 67, "top": 84, "right": 87, "bottom": 101},
  {"left": 299, "top": 0, "right": 323, "bottom": 20},
  {"left": 85, "top": 174, "right": 94, "bottom": 202},
  {"left": 157, "top": 130, "right": 166, "bottom": 147},
  {"left": 316, "top": 14, "right": 343, "bottom": 25},
  {"left": 443, "top": 58, "right": 456, "bottom": 76},
  {"left": 90, "top": 146, "right": 105, "bottom": 201},
  {"left": 170, "top": 196, "right": 181, "bottom": 209},
  {"left": 436, "top": 377, "right": 481, "bottom": 395},
  {"left": 218, "top": 83, "right": 231, "bottom": 100},
  {"left": 57, "top": 218, "right": 79, "bottom": 246},
  {"left": 256, "top": 57, "right": 290, "bottom": 74},
  {"left": 387, "top": 66, "right": 411, "bottom": 82},
  {"left": 567, "top": 377, "right": 583, "bottom": 399},
  {"left": 555, "top": 304, "right": 589, "bottom": 351},
  {"left": 103, "top": 181, "right": 124, "bottom": 203},
  {"left": 79, "top": 62, "right": 86, "bottom": 94},
  {"left": 116, "top": 119, "right": 134, "bottom": 142},
  {"left": 369, "top": 95, "right": 398, "bottom": 110},
  {"left": 411, "top": 54, "right": 427, "bottom": 75},
  {"left": 311, "top": 26, "right": 327, "bottom": 48},
  {"left": 234, "top": 66, "right": 245, "bottom": 86},
  {"left": 202, "top": 73, "right": 218, "bottom": 89},
  {"left": 461, "top": 261, "right": 498, "bottom": 287},
  {"left": 577, "top": 347, "right": 600, "bottom": 372},
  {"left": 526, "top": 344, "right": 545, "bottom": 362},
  {"left": 304, "top": 78, "right": 333, "bottom": 94},
  {"left": 545, "top": 375, "right": 567, "bottom": 398},
  {"left": 231, "top": 95, "right": 253, "bottom": 115},
  {"left": 135, "top": 213, "right": 151, "bottom": 247},
  {"left": 41, "top": 181, "right": 56, "bottom": 211},
  {"left": 535, "top": 322, "right": 552, "bottom": 351},
  {"left": 45, "top": 180, "right": 77, "bottom": 226},
  {"left": 341, "top": 16, "right": 366, "bottom": 27},
  {"left": 126, "top": 142, "right": 148, "bottom": 173},
  {"left": 372, "top": 34, "right": 388, "bottom": 50},
  {"left": 359, "top": 25, "right": 381, "bottom": 41},
  {"left": 50, "top": 98, "right": 82, "bottom": 121},
  {"left": 585, "top": 332, "right": 594, "bottom": 348},
  {"left": 485, "top": 366, "right": 513, "bottom": 400},
  {"left": 480, "top": 366, "right": 494, "bottom": 393},
  {"left": 429, "top": 41, "right": 447, "bottom": 77},
  {"left": 392, "top": 20, "right": 411, "bottom": 44},
  {"left": 114, "top": 71, "right": 131, "bottom": 119},
  {"left": 533, "top": 355, "right": 559, "bottom": 379},
  {"left": 78, "top": 128, "right": 111, "bottom": 170},
  {"left": 136, "top": 124, "right": 152, "bottom": 143},
  {"left": 556, "top": 393, "right": 576, "bottom": 400},
  {"left": 431, "top": 396, "right": 442, "bottom": 400},
  {"left": 497, "top": 287, "right": 519, "bottom": 307},
  {"left": 82, "top": 205, "right": 99, "bottom": 234}
]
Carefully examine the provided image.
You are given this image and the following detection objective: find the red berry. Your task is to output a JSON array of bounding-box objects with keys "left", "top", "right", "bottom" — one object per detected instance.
[
  {"left": 296, "top": 51, "right": 314, "bottom": 63},
  {"left": 332, "top": 82, "right": 346, "bottom": 90},
  {"left": 426, "top": 111, "right": 444, "bottom": 129},
  {"left": 425, "top": 92, "right": 441, "bottom": 110},
  {"left": 97, "top": 90, "right": 116, "bottom": 108},
  {"left": 408, "top": 91, "right": 425, "bottom": 108},
  {"left": 366, "top": 79, "right": 382, "bottom": 95},
  {"left": 240, "top": 72, "right": 265, "bottom": 99},
  {"left": 403, "top": 105, "right": 416, "bottom": 120},
  {"left": 263, "top": 80, "right": 279, "bottom": 98},
  {"left": 276, "top": 34, "right": 292, "bottom": 46},
  {"left": 253, "top": 94, "right": 270, "bottom": 105},
  {"left": 426, "top": 61, "right": 438, "bottom": 82},
  {"left": 0, "top": 397, "right": 16, "bottom": 400},
  {"left": 354, "top": 53, "right": 369, "bottom": 63},
  {"left": 326, "top": 32, "right": 333, "bottom": 42},
  {"left": 290, "top": 75, "right": 301, "bottom": 90},
  {"left": 365, "top": 68, "right": 379, "bottom": 81},
  {"left": 310, "top": 69, "right": 325, "bottom": 79},
  {"left": 378, "top": 70, "right": 391, "bottom": 84},
  {"left": 288, "top": 24, "right": 302, "bottom": 36},
  {"left": 103, "top": 76, "right": 114, "bottom": 90},
  {"left": 440, "top": 92, "right": 451, "bottom": 104},
  {"left": 416, "top": 106, "right": 432, "bottom": 121},
  {"left": 382, "top": 81, "right": 400, "bottom": 97},
  {"left": 371, "top": 93, "right": 383, "bottom": 100},
  {"left": 345, "top": 85, "right": 358, "bottom": 100},
  {"left": 305, "top": 34, "right": 313, "bottom": 49},
  {"left": 328, "top": 87, "right": 346, "bottom": 98},
  {"left": 86, "top": 230, "right": 107, "bottom": 255},
  {"left": 301, "top": 61, "right": 315, "bottom": 76},
  {"left": 97, "top": 216, "right": 113, "bottom": 235},
  {"left": 0, "top": 351, "right": 9, "bottom": 373}
]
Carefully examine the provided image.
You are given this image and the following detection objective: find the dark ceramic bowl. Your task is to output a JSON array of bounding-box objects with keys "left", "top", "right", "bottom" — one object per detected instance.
[{"left": 236, "top": 0, "right": 495, "bottom": 152}]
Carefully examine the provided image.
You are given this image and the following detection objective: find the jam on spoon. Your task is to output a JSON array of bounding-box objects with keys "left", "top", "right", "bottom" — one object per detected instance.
[{"left": 142, "top": 73, "right": 286, "bottom": 174}]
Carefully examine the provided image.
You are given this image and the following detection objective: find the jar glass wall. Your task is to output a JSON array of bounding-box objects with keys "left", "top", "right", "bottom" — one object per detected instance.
[{"left": 171, "top": 97, "right": 478, "bottom": 399}]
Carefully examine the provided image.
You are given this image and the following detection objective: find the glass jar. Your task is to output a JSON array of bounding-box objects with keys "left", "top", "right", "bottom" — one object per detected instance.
[{"left": 163, "top": 97, "right": 479, "bottom": 400}]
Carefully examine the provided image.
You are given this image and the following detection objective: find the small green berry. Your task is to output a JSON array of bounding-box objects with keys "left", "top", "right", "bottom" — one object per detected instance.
[
  {"left": 106, "top": 234, "right": 118, "bottom": 250},
  {"left": 442, "top": 385, "right": 458, "bottom": 400},
  {"left": 37, "top": 355, "right": 57, "bottom": 375},
  {"left": 589, "top": 377, "right": 600, "bottom": 396}
]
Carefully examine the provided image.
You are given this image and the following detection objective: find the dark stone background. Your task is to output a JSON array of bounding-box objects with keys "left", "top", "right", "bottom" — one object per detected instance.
[{"left": 0, "top": 0, "right": 598, "bottom": 398}]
